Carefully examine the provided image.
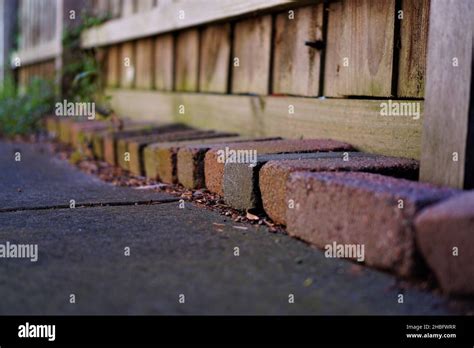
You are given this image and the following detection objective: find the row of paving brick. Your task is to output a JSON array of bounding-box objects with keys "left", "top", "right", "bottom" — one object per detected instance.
[{"left": 44, "top": 117, "right": 474, "bottom": 296}]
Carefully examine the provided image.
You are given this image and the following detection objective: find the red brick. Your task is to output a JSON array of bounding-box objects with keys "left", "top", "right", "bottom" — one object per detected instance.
[
  {"left": 44, "top": 117, "right": 59, "bottom": 138},
  {"left": 177, "top": 137, "right": 281, "bottom": 189},
  {"left": 259, "top": 154, "right": 419, "bottom": 225},
  {"left": 57, "top": 118, "right": 75, "bottom": 144},
  {"left": 70, "top": 121, "right": 109, "bottom": 148},
  {"left": 204, "top": 139, "right": 353, "bottom": 195},
  {"left": 415, "top": 191, "right": 474, "bottom": 295},
  {"left": 124, "top": 130, "right": 213, "bottom": 175},
  {"left": 143, "top": 134, "right": 239, "bottom": 182},
  {"left": 286, "top": 172, "right": 457, "bottom": 276},
  {"left": 103, "top": 124, "right": 191, "bottom": 166},
  {"left": 84, "top": 121, "right": 157, "bottom": 159}
]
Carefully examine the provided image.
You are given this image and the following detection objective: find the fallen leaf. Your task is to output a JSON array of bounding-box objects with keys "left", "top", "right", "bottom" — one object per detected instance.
[{"left": 246, "top": 211, "right": 260, "bottom": 221}]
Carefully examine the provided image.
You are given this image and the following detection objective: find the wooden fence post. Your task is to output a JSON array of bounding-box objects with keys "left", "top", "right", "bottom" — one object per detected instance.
[
  {"left": 0, "top": 0, "right": 18, "bottom": 83},
  {"left": 419, "top": 0, "right": 473, "bottom": 189}
]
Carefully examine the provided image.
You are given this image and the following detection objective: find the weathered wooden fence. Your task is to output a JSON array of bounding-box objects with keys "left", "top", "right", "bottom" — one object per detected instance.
[
  {"left": 79, "top": 0, "right": 426, "bottom": 160},
  {"left": 13, "top": 0, "right": 91, "bottom": 89},
  {"left": 15, "top": 0, "right": 59, "bottom": 86}
]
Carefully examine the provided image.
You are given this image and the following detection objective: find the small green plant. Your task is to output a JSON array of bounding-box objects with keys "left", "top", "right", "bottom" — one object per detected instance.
[
  {"left": 0, "top": 76, "right": 55, "bottom": 137},
  {"left": 61, "top": 12, "right": 110, "bottom": 105}
]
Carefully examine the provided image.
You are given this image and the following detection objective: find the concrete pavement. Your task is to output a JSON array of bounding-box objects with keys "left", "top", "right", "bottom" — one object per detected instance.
[{"left": 0, "top": 141, "right": 467, "bottom": 314}]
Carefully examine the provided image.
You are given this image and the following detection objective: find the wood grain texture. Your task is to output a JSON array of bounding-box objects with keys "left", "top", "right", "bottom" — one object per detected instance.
[
  {"left": 93, "top": 0, "right": 109, "bottom": 17},
  {"left": 120, "top": 41, "right": 135, "bottom": 88},
  {"left": 397, "top": 0, "right": 430, "bottom": 98},
  {"left": 121, "top": 0, "right": 135, "bottom": 17},
  {"left": 420, "top": 0, "right": 473, "bottom": 189},
  {"left": 175, "top": 29, "right": 200, "bottom": 92},
  {"left": 109, "top": 0, "right": 122, "bottom": 18},
  {"left": 199, "top": 23, "right": 231, "bottom": 93},
  {"left": 273, "top": 4, "right": 323, "bottom": 96},
  {"left": 136, "top": 0, "right": 154, "bottom": 13},
  {"left": 154, "top": 34, "right": 174, "bottom": 91},
  {"left": 18, "top": 67, "right": 27, "bottom": 90},
  {"left": 107, "top": 88, "right": 423, "bottom": 159},
  {"left": 106, "top": 44, "right": 120, "bottom": 87},
  {"left": 232, "top": 15, "right": 272, "bottom": 95},
  {"left": 135, "top": 37, "right": 154, "bottom": 89},
  {"left": 43, "top": 60, "right": 56, "bottom": 80},
  {"left": 324, "top": 0, "right": 395, "bottom": 97}
]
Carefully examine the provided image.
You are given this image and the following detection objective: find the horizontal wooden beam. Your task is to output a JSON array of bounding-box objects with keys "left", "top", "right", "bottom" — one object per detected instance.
[
  {"left": 107, "top": 88, "right": 423, "bottom": 159},
  {"left": 11, "top": 39, "right": 61, "bottom": 66},
  {"left": 81, "top": 0, "right": 311, "bottom": 48}
]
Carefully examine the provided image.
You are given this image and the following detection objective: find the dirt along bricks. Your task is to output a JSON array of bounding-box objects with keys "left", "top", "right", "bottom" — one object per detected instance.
[
  {"left": 415, "top": 191, "right": 474, "bottom": 295},
  {"left": 259, "top": 154, "right": 420, "bottom": 225},
  {"left": 286, "top": 172, "right": 458, "bottom": 277},
  {"left": 142, "top": 135, "right": 258, "bottom": 183},
  {"left": 176, "top": 137, "right": 281, "bottom": 190},
  {"left": 204, "top": 139, "right": 353, "bottom": 196}
]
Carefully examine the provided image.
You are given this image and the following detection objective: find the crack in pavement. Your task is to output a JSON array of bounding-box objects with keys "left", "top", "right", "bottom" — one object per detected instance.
[
  {"left": 0, "top": 141, "right": 178, "bottom": 211},
  {"left": 0, "top": 198, "right": 180, "bottom": 214}
]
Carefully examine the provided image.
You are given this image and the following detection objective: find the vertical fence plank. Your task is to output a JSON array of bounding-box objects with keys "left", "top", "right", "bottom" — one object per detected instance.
[
  {"left": 136, "top": 0, "right": 153, "bottom": 12},
  {"left": 95, "top": 0, "right": 110, "bottom": 17},
  {"left": 32, "top": 0, "right": 38, "bottom": 47},
  {"left": 109, "top": 0, "right": 122, "bottom": 18},
  {"left": 175, "top": 29, "right": 200, "bottom": 92},
  {"left": 154, "top": 34, "right": 174, "bottom": 91},
  {"left": 397, "top": 0, "right": 430, "bottom": 98},
  {"left": 18, "top": 67, "right": 27, "bottom": 90},
  {"left": 45, "top": 0, "right": 52, "bottom": 43},
  {"left": 324, "top": 0, "right": 395, "bottom": 97},
  {"left": 18, "top": 0, "right": 23, "bottom": 50},
  {"left": 120, "top": 41, "right": 135, "bottom": 88},
  {"left": 25, "top": 0, "right": 30, "bottom": 50},
  {"left": 122, "top": 0, "right": 134, "bottom": 17},
  {"left": 135, "top": 37, "right": 154, "bottom": 89},
  {"left": 38, "top": 0, "right": 44, "bottom": 45},
  {"left": 47, "top": 59, "right": 56, "bottom": 80},
  {"left": 232, "top": 15, "right": 272, "bottom": 95},
  {"left": 273, "top": 4, "right": 323, "bottom": 96},
  {"left": 420, "top": 0, "right": 473, "bottom": 189},
  {"left": 106, "top": 44, "right": 120, "bottom": 87},
  {"left": 199, "top": 23, "right": 231, "bottom": 93}
]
